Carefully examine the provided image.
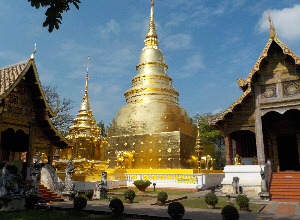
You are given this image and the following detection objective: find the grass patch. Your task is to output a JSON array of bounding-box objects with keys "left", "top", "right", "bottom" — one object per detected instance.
[
  {"left": 109, "top": 188, "right": 193, "bottom": 195},
  {"left": 179, "top": 197, "right": 264, "bottom": 212}
]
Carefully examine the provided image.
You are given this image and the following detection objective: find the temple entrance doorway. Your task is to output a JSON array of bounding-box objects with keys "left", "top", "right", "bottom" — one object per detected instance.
[
  {"left": 276, "top": 135, "right": 299, "bottom": 171},
  {"left": 0, "top": 128, "right": 29, "bottom": 176},
  {"left": 262, "top": 110, "right": 300, "bottom": 172}
]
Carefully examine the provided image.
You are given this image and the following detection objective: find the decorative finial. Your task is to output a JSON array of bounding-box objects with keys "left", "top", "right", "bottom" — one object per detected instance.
[
  {"left": 268, "top": 9, "right": 275, "bottom": 39},
  {"left": 30, "top": 43, "right": 37, "bottom": 60},
  {"left": 145, "top": 0, "right": 158, "bottom": 48},
  {"left": 83, "top": 56, "right": 89, "bottom": 101},
  {"left": 197, "top": 119, "right": 200, "bottom": 137}
]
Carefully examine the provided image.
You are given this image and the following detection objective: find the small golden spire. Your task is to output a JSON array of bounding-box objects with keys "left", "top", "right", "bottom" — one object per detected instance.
[
  {"left": 268, "top": 9, "right": 275, "bottom": 39},
  {"left": 145, "top": 0, "right": 158, "bottom": 48},
  {"left": 197, "top": 119, "right": 200, "bottom": 138},
  {"left": 30, "top": 43, "right": 37, "bottom": 60},
  {"left": 83, "top": 56, "right": 89, "bottom": 101}
]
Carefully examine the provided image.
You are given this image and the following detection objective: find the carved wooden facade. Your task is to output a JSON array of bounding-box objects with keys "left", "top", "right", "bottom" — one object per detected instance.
[
  {"left": 212, "top": 36, "right": 300, "bottom": 172},
  {"left": 0, "top": 58, "right": 69, "bottom": 175}
]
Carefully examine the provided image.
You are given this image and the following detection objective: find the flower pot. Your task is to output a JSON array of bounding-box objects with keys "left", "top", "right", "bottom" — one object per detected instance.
[
  {"left": 157, "top": 201, "right": 165, "bottom": 206},
  {"left": 125, "top": 199, "right": 133, "bottom": 204},
  {"left": 206, "top": 204, "right": 215, "bottom": 209},
  {"left": 135, "top": 185, "right": 148, "bottom": 192},
  {"left": 240, "top": 205, "right": 249, "bottom": 211}
]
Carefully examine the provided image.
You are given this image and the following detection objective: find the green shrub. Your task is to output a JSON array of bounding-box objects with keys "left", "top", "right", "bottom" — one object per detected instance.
[
  {"left": 25, "top": 194, "right": 39, "bottom": 209},
  {"left": 157, "top": 191, "right": 168, "bottom": 202},
  {"left": 221, "top": 205, "right": 239, "bottom": 220},
  {"left": 168, "top": 202, "right": 185, "bottom": 220},
  {"left": 73, "top": 196, "right": 87, "bottom": 209},
  {"left": 236, "top": 195, "right": 249, "bottom": 207},
  {"left": 84, "top": 189, "right": 93, "bottom": 200},
  {"left": 133, "top": 180, "right": 152, "bottom": 186},
  {"left": 204, "top": 193, "right": 218, "bottom": 206},
  {"left": 109, "top": 198, "right": 124, "bottom": 216},
  {"left": 124, "top": 189, "right": 136, "bottom": 201}
]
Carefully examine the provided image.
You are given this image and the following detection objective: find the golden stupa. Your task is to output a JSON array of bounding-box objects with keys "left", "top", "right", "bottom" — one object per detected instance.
[
  {"left": 107, "top": 1, "right": 197, "bottom": 170},
  {"left": 57, "top": 58, "right": 108, "bottom": 181}
]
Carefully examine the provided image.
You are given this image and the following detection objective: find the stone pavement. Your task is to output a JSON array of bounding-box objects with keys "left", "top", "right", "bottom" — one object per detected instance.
[{"left": 49, "top": 190, "right": 300, "bottom": 220}]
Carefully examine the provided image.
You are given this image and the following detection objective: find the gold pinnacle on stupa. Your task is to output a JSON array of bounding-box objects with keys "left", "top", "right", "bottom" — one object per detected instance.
[
  {"left": 64, "top": 57, "right": 106, "bottom": 161},
  {"left": 194, "top": 119, "right": 204, "bottom": 173},
  {"left": 107, "top": 0, "right": 197, "bottom": 170},
  {"left": 57, "top": 57, "right": 108, "bottom": 181}
]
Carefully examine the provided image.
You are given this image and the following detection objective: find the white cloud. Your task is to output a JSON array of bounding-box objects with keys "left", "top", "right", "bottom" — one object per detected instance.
[
  {"left": 164, "top": 34, "right": 192, "bottom": 50},
  {"left": 183, "top": 54, "right": 204, "bottom": 73},
  {"left": 212, "top": 108, "right": 223, "bottom": 114},
  {"left": 256, "top": 5, "right": 300, "bottom": 41},
  {"left": 98, "top": 19, "right": 120, "bottom": 39},
  {"left": 165, "top": 13, "right": 188, "bottom": 27}
]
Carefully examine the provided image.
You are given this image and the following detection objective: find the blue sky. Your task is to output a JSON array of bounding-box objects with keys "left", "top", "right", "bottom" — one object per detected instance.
[{"left": 1, "top": 1, "right": 300, "bottom": 127}]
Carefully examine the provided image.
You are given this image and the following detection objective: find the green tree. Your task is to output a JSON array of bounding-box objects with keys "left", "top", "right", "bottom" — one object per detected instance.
[
  {"left": 194, "top": 112, "right": 226, "bottom": 169},
  {"left": 96, "top": 120, "right": 111, "bottom": 137},
  {"left": 28, "top": 0, "right": 81, "bottom": 32},
  {"left": 96, "top": 120, "right": 106, "bottom": 137},
  {"left": 42, "top": 85, "right": 74, "bottom": 136}
]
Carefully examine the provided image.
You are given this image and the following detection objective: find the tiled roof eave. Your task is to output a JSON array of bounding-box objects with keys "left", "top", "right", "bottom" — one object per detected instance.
[
  {"left": 211, "top": 84, "right": 252, "bottom": 126},
  {"left": 213, "top": 37, "right": 300, "bottom": 126}
]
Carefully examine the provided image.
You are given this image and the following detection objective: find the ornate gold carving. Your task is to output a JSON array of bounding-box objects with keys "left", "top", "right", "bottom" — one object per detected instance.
[
  {"left": 238, "top": 78, "right": 248, "bottom": 88},
  {"left": 125, "top": 87, "right": 179, "bottom": 97},
  {"left": 283, "top": 81, "right": 300, "bottom": 96},
  {"left": 261, "top": 85, "right": 276, "bottom": 99},
  {"left": 136, "top": 62, "right": 168, "bottom": 70}
]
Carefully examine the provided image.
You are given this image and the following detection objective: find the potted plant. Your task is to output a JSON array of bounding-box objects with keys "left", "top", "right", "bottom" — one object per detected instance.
[
  {"left": 133, "top": 180, "right": 152, "bottom": 192},
  {"left": 221, "top": 205, "right": 239, "bottom": 220},
  {"left": 84, "top": 189, "right": 93, "bottom": 201},
  {"left": 167, "top": 202, "right": 185, "bottom": 220},
  {"left": 109, "top": 198, "right": 124, "bottom": 217},
  {"left": 157, "top": 191, "right": 168, "bottom": 206},
  {"left": 25, "top": 194, "right": 39, "bottom": 209},
  {"left": 124, "top": 189, "right": 136, "bottom": 203},
  {"left": 236, "top": 195, "right": 249, "bottom": 211},
  {"left": 73, "top": 196, "right": 87, "bottom": 210},
  {"left": 204, "top": 192, "right": 218, "bottom": 209}
]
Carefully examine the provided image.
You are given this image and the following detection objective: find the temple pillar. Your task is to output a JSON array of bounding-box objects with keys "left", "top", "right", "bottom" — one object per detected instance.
[
  {"left": 0, "top": 112, "right": 2, "bottom": 164},
  {"left": 26, "top": 120, "right": 36, "bottom": 169},
  {"left": 49, "top": 143, "right": 55, "bottom": 166},
  {"left": 254, "top": 85, "right": 265, "bottom": 165},
  {"left": 225, "top": 136, "right": 233, "bottom": 165}
]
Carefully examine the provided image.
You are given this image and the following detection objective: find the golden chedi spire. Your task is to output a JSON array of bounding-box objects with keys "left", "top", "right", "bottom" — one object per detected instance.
[
  {"left": 83, "top": 56, "right": 89, "bottom": 102},
  {"left": 268, "top": 9, "right": 275, "bottom": 39},
  {"left": 67, "top": 57, "right": 102, "bottom": 160},
  {"left": 107, "top": 0, "right": 196, "bottom": 170},
  {"left": 145, "top": 0, "right": 158, "bottom": 48},
  {"left": 124, "top": 0, "right": 178, "bottom": 106},
  {"left": 195, "top": 120, "right": 203, "bottom": 152}
]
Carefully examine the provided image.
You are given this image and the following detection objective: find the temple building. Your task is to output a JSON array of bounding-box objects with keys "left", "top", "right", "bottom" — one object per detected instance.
[
  {"left": 0, "top": 49, "right": 69, "bottom": 177},
  {"left": 211, "top": 15, "right": 300, "bottom": 198},
  {"left": 212, "top": 16, "right": 300, "bottom": 172},
  {"left": 107, "top": 1, "right": 197, "bottom": 169},
  {"left": 57, "top": 59, "right": 108, "bottom": 181}
]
